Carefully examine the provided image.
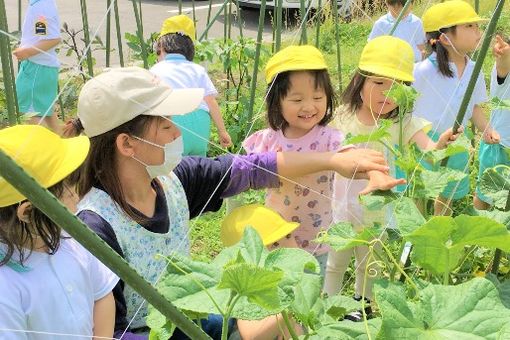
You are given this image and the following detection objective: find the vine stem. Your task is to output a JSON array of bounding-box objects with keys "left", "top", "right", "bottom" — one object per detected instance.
[
  {"left": 221, "top": 292, "right": 241, "bottom": 340},
  {"left": 281, "top": 310, "right": 299, "bottom": 340}
]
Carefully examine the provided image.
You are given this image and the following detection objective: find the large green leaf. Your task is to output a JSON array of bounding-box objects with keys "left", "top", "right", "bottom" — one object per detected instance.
[
  {"left": 406, "top": 215, "right": 510, "bottom": 274},
  {"left": 416, "top": 168, "right": 467, "bottom": 199},
  {"left": 218, "top": 263, "right": 283, "bottom": 311},
  {"left": 392, "top": 197, "right": 426, "bottom": 236},
  {"left": 147, "top": 306, "right": 176, "bottom": 340},
  {"left": 375, "top": 278, "right": 510, "bottom": 339},
  {"left": 264, "top": 247, "right": 319, "bottom": 274},
  {"left": 344, "top": 119, "right": 393, "bottom": 145},
  {"left": 424, "top": 134, "right": 471, "bottom": 165},
  {"left": 359, "top": 190, "right": 399, "bottom": 211},
  {"left": 470, "top": 208, "right": 510, "bottom": 229},
  {"left": 213, "top": 226, "right": 268, "bottom": 267},
  {"left": 316, "top": 222, "right": 384, "bottom": 251},
  {"left": 486, "top": 274, "right": 510, "bottom": 309},
  {"left": 479, "top": 166, "right": 510, "bottom": 210},
  {"left": 290, "top": 273, "right": 323, "bottom": 329},
  {"left": 384, "top": 82, "right": 419, "bottom": 114}
]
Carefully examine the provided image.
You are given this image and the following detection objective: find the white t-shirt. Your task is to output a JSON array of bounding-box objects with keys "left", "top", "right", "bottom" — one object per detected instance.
[
  {"left": 0, "top": 238, "right": 119, "bottom": 339},
  {"left": 368, "top": 13, "right": 426, "bottom": 62},
  {"left": 20, "top": 0, "right": 61, "bottom": 67},
  {"left": 412, "top": 53, "right": 488, "bottom": 134},
  {"left": 150, "top": 54, "right": 218, "bottom": 112},
  {"left": 490, "top": 66, "right": 510, "bottom": 148}
]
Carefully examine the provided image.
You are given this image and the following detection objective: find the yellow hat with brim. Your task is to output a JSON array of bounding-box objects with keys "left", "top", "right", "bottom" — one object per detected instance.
[
  {"left": 0, "top": 125, "right": 90, "bottom": 207},
  {"left": 358, "top": 36, "right": 415, "bottom": 82},
  {"left": 265, "top": 45, "right": 328, "bottom": 84},
  {"left": 159, "top": 14, "right": 195, "bottom": 40},
  {"left": 423, "top": 0, "right": 486, "bottom": 33},
  {"left": 221, "top": 204, "right": 300, "bottom": 247}
]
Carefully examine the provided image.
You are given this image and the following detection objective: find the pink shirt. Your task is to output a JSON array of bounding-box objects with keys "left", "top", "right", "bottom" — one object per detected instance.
[{"left": 243, "top": 125, "right": 344, "bottom": 255}]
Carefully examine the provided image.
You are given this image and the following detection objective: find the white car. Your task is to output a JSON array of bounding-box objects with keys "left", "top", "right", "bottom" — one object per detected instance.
[{"left": 237, "top": 0, "right": 353, "bottom": 15}]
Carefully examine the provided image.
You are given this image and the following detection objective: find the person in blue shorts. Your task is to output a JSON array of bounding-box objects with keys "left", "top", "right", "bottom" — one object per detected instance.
[{"left": 14, "top": 0, "right": 62, "bottom": 133}]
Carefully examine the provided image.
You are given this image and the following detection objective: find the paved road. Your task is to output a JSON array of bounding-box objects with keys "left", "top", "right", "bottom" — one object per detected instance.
[{"left": 4, "top": 0, "right": 284, "bottom": 69}]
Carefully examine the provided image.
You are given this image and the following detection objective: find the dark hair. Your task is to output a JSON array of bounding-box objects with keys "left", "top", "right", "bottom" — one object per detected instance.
[
  {"left": 155, "top": 33, "right": 195, "bottom": 61},
  {"left": 266, "top": 70, "right": 336, "bottom": 131},
  {"left": 0, "top": 181, "right": 66, "bottom": 267},
  {"left": 76, "top": 115, "right": 160, "bottom": 223},
  {"left": 386, "top": 0, "right": 412, "bottom": 6},
  {"left": 341, "top": 71, "right": 411, "bottom": 121},
  {"left": 426, "top": 26, "right": 457, "bottom": 78}
]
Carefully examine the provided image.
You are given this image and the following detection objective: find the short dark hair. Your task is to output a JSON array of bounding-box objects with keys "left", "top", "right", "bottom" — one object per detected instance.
[
  {"left": 0, "top": 180, "right": 67, "bottom": 267},
  {"left": 341, "top": 70, "right": 410, "bottom": 121},
  {"left": 386, "top": 0, "right": 412, "bottom": 7},
  {"left": 155, "top": 33, "right": 195, "bottom": 61},
  {"left": 266, "top": 70, "right": 336, "bottom": 131},
  {"left": 426, "top": 26, "right": 457, "bottom": 78}
]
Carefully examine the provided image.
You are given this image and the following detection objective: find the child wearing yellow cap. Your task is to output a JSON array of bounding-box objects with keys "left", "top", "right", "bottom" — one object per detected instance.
[
  {"left": 328, "top": 36, "right": 460, "bottom": 321},
  {"left": 474, "top": 35, "right": 510, "bottom": 210},
  {"left": 65, "top": 66, "right": 399, "bottom": 339},
  {"left": 412, "top": 0, "right": 500, "bottom": 215},
  {"left": 0, "top": 125, "right": 118, "bottom": 338},
  {"left": 243, "top": 45, "right": 404, "bottom": 273},
  {"left": 150, "top": 14, "right": 232, "bottom": 156}
]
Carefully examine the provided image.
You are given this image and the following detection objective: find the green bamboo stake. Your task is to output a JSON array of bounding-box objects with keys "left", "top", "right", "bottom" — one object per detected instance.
[
  {"left": 178, "top": 0, "right": 183, "bottom": 14},
  {"left": 247, "top": 0, "right": 267, "bottom": 123},
  {"left": 331, "top": 0, "right": 342, "bottom": 91},
  {"left": 0, "top": 149, "right": 211, "bottom": 340},
  {"left": 192, "top": 0, "right": 197, "bottom": 40},
  {"left": 441, "top": 0, "right": 506, "bottom": 167},
  {"left": 205, "top": 0, "right": 213, "bottom": 39},
  {"left": 223, "top": 0, "right": 228, "bottom": 43},
  {"left": 389, "top": 0, "right": 412, "bottom": 36},
  {"left": 57, "top": 82, "right": 65, "bottom": 121},
  {"left": 113, "top": 0, "right": 124, "bottom": 66},
  {"left": 0, "top": 0, "right": 17, "bottom": 125},
  {"left": 314, "top": 0, "right": 321, "bottom": 48},
  {"left": 299, "top": 0, "right": 307, "bottom": 44},
  {"left": 7, "top": 35, "right": 19, "bottom": 116},
  {"left": 199, "top": 0, "right": 230, "bottom": 41},
  {"left": 131, "top": 0, "right": 148, "bottom": 69},
  {"left": 235, "top": 0, "right": 244, "bottom": 38},
  {"left": 138, "top": 0, "right": 144, "bottom": 41},
  {"left": 106, "top": 0, "right": 111, "bottom": 67},
  {"left": 475, "top": 0, "right": 479, "bottom": 13},
  {"left": 80, "top": 0, "right": 94, "bottom": 76},
  {"left": 275, "top": 0, "right": 283, "bottom": 52}
]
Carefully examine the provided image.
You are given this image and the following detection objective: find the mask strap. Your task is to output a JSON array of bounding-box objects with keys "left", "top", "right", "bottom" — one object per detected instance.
[
  {"left": 131, "top": 154, "right": 150, "bottom": 167},
  {"left": 131, "top": 135, "right": 164, "bottom": 149}
]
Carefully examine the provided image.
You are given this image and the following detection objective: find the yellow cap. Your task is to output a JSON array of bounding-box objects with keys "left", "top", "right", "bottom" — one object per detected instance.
[
  {"left": 0, "top": 125, "right": 90, "bottom": 207},
  {"left": 265, "top": 45, "right": 328, "bottom": 84},
  {"left": 423, "top": 0, "right": 485, "bottom": 33},
  {"left": 159, "top": 15, "right": 195, "bottom": 40},
  {"left": 221, "top": 204, "right": 300, "bottom": 246},
  {"left": 358, "top": 36, "right": 415, "bottom": 82}
]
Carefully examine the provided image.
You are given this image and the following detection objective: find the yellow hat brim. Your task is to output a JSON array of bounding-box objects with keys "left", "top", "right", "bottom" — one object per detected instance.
[
  {"left": 359, "top": 64, "right": 415, "bottom": 83},
  {"left": 260, "top": 221, "right": 300, "bottom": 246},
  {"left": 425, "top": 17, "right": 487, "bottom": 33},
  {"left": 0, "top": 132, "right": 90, "bottom": 207}
]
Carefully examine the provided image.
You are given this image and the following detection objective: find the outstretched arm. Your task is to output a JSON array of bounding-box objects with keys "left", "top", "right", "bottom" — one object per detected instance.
[{"left": 13, "top": 39, "right": 61, "bottom": 61}]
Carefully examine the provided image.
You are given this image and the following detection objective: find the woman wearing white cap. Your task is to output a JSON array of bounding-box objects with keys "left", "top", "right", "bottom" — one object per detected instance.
[{"left": 66, "top": 66, "right": 401, "bottom": 339}]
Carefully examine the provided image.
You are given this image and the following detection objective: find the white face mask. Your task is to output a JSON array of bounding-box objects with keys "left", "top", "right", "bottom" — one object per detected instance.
[{"left": 131, "top": 136, "right": 183, "bottom": 179}]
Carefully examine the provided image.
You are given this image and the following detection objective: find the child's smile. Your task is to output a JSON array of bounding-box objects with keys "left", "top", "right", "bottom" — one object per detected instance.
[{"left": 281, "top": 71, "right": 327, "bottom": 139}]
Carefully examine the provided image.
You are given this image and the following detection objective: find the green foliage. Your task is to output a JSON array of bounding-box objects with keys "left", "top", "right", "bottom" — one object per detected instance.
[
  {"left": 384, "top": 83, "right": 419, "bottom": 116},
  {"left": 315, "top": 222, "right": 384, "bottom": 251},
  {"left": 375, "top": 278, "right": 510, "bottom": 339},
  {"left": 344, "top": 119, "right": 393, "bottom": 146},
  {"left": 479, "top": 165, "right": 510, "bottom": 210},
  {"left": 124, "top": 31, "right": 159, "bottom": 67}
]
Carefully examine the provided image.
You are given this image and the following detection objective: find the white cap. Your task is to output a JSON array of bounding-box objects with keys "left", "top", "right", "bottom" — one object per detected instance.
[{"left": 77, "top": 66, "right": 204, "bottom": 137}]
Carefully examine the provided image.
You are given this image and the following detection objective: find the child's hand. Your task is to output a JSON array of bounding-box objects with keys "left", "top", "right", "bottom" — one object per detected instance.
[
  {"left": 334, "top": 148, "right": 389, "bottom": 179},
  {"left": 494, "top": 35, "right": 510, "bottom": 77},
  {"left": 483, "top": 128, "right": 501, "bottom": 144},
  {"left": 13, "top": 47, "right": 30, "bottom": 61},
  {"left": 359, "top": 170, "right": 406, "bottom": 195},
  {"left": 436, "top": 126, "right": 464, "bottom": 149},
  {"left": 219, "top": 130, "right": 233, "bottom": 148}
]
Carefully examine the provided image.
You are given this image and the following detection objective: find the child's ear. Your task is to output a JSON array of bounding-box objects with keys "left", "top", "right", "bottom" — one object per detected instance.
[
  {"left": 16, "top": 201, "right": 33, "bottom": 224},
  {"left": 116, "top": 133, "right": 137, "bottom": 157},
  {"left": 439, "top": 33, "right": 452, "bottom": 47}
]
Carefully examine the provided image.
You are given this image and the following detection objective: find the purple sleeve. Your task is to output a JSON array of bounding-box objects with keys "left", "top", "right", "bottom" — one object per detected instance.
[{"left": 221, "top": 152, "right": 279, "bottom": 198}]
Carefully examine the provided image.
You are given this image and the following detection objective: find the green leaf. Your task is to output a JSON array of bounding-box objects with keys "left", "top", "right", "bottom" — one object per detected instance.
[
  {"left": 406, "top": 215, "right": 510, "bottom": 274},
  {"left": 384, "top": 82, "right": 419, "bottom": 114},
  {"left": 316, "top": 222, "right": 383, "bottom": 251},
  {"left": 323, "top": 295, "right": 363, "bottom": 322},
  {"left": 147, "top": 306, "right": 176, "bottom": 340},
  {"left": 487, "top": 97, "right": 510, "bottom": 111},
  {"left": 264, "top": 247, "right": 320, "bottom": 274},
  {"left": 307, "top": 318, "right": 381, "bottom": 340},
  {"left": 359, "top": 190, "right": 399, "bottom": 211},
  {"left": 344, "top": 119, "right": 393, "bottom": 145},
  {"left": 479, "top": 166, "right": 510, "bottom": 210},
  {"left": 213, "top": 227, "right": 268, "bottom": 267},
  {"left": 470, "top": 208, "right": 510, "bottom": 229},
  {"left": 375, "top": 278, "right": 510, "bottom": 339},
  {"left": 290, "top": 273, "right": 323, "bottom": 329},
  {"left": 415, "top": 168, "right": 467, "bottom": 199},
  {"left": 392, "top": 197, "right": 426, "bottom": 236},
  {"left": 424, "top": 134, "right": 471, "bottom": 165},
  {"left": 486, "top": 274, "right": 510, "bottom": 309},
  {"left": 218, "top": 263, "right": 283, "bottom": 311}
]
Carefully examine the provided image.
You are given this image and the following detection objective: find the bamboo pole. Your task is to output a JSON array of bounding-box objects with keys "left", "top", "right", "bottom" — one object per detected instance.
[
  {"left": 80, "top": 0, "right": 94, "bottom": 76},
  {"left": 178, "top": 0, "right": 183, "bottom": 14},
  {"left": 475, "top": 0, "right": 480, "bottom": 13},
  {"left": 331, "top": 0, "right": 342, "bottom": 91},
  {"left": 275, "top": 0, "right": 283, "bottom": 51},
  {"left": 299, "top": 0, "right": 307, "bottom": 44},
  {"left": 246, "top": 0, "right": 267, "bottom": 123},
  {"left": 192, "top": 0, "right": 197, "bottom": 40},
  {"left": 0, "top": 149, "right": 211, "bottom": 340},
  {"left": 441, "top": 0, "right": 506, "bottom": 167},
  {"left": 235, "top": 0, "right": 244, "bottom": 38},
  {"left": 315, "top": 0, "right": 322, "bottom": 48},
  {"left": 205, "top": 0, "right": 213, "bottom": 39},
  {"left": 0, "top": 0, "right": 17, "bottom": 125},
  {"left": 389, "top": 0, "right": 412, "bottom": 36},
  {"left": 199, "top": 0, "right": 230, "bottom": 41},
  {"left": 106, "top": 0, "right": 111, "bottom": 67},
  {"left": 131, "top": 0, "right": 148, "bottom": 69},
  {"left": 113, "top": 0, "right": 124, "bottom": 66}
]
